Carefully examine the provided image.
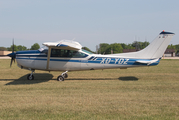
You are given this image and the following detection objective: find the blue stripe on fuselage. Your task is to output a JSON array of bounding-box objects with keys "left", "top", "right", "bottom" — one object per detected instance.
[
  {"left": 16, "top": 50, "right": 41, "bottom": 54},
  {"left": 17, "top": 55, "right": 47, "bottom": 57},
  {"left": 16, "top": 57, "right": 81, "bottom": 63}
]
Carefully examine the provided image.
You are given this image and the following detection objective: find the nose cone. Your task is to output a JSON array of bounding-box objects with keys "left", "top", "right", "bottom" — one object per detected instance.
[{"left": 7, "top": 52, "right": 16, "bottom": 58}]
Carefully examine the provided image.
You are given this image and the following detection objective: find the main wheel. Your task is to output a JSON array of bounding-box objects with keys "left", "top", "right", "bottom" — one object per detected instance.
[
  {"left": 27, "top": 74, "right": 34, "bottom": 80},
  {"left": 63, "top": 73, "right": 68, "bottom": 78},
  {"left": 57, "top": 75, "right": 64, "bottom": 81}
]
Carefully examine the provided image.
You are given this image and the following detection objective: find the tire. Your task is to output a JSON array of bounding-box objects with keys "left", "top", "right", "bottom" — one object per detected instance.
[
  {"left": 57, "top": 75, "right": 64, "bottom": 81},
  {"left": 63, "top": 73, "right": 68, "bottom": 78},
  {"left": 27, "top": 74, "right": 34, "bottom": 80}
]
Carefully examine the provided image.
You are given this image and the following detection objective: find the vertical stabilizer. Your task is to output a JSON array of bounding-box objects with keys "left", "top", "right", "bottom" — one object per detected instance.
[
  {"left": 137, "top": 31, "right": 175, "bottom": 59},
  {"left": 149, "top": 31, "right": 175, "bottom": 59},
  {"left": 112, "top": 31, "right": 175, "bottom": 59}
]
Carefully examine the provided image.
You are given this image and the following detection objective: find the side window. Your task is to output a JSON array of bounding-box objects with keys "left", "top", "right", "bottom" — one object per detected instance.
[
  {"left": 51, "top": 49, "right": 62, "bottom": 57},
  {"left": 73, "top": 51, "right": 87, "bottom": 58},
  {"left": 51, "top": 48, "right": 88, "bottom": 58}
]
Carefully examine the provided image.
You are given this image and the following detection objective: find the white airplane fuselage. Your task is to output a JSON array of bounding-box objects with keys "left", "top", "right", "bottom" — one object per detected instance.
[
  {"left": 8, "top": 31, "right": 175, "bottom": 81},
  {"left": 15, "top": 50, "right": 160, "bottom": 72}
]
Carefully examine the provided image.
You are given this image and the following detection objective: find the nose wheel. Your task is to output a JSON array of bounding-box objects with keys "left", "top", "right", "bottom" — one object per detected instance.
[
  {"left": 27, "top": 74, "right": 34, "bottom": 80},
  {"left": 27, "top": 70, "right": 35, "bottom": 80},
  {"left": 57, "top": 71, "right": 68, "bottom": 81}
]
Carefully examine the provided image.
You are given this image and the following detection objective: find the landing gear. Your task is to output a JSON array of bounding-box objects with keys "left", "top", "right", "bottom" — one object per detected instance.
[
  {"left": 57, "top": 71, "right": 68, "bottom": 81},
  {"left": 57, "top": 75, "right": 64, "bottom": 81},
  {"left": 62, "top": 72, "right": 68, "bottom": 78},
  {"left": 27, "top": 74, "right": 34, "bottom": 80},
  {"left": 27, "top": 70, "right": 35, "bottom": 80},
  {"left": 26, "top": 69, "right": 68, "bottom": 81}
]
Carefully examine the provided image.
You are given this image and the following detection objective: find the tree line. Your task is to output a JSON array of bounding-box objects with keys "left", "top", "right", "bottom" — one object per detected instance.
[
  {"left": 96, "top": 41, "right": 150, "bottom": 54},
  {"left": 97, "top": 41, "right": 179, "bottom": 55},
  {"left": 0, "top": 43, "right": 40, "bottom": 51},
  {"left": 168, "top": 44, "right": 179, "bottom": 55}
]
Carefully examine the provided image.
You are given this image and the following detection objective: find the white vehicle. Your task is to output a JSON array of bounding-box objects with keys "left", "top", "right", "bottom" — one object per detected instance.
[{"left": 8, "top": 31, "right": 175, "bottom": 81}]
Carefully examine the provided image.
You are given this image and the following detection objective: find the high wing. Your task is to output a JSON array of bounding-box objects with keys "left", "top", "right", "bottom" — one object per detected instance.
[
  {"left": 42, "top": 40, "right": 82, "bottom": 51},
  {"left": 41, "top": 40, "right": 83, "bottom": 71}
]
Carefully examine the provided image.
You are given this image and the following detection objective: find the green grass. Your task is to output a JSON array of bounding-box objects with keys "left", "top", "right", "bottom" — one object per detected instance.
[{"left": 0, "top": 59, "right": 179, "bottom": 120}]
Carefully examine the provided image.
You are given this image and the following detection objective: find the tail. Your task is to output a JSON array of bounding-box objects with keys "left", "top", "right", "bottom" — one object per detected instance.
[{"left": 112, "top": 31, "right": 175, "bottom": 59}]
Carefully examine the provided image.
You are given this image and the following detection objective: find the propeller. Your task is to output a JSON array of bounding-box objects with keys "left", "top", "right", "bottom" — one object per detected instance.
[{"left": 7, "top": 39, "right": 16, "bottom": 67}]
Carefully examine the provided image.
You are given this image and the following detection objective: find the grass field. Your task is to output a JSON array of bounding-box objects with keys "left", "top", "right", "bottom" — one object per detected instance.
[{"left": 0, "top": 59, "right": 179, "bottom": 120}]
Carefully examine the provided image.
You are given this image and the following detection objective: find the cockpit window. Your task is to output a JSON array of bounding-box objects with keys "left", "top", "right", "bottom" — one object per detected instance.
[
  {"left": 51, "top": 49, "right": 88, "bottom": 58},
  {"left": 38, "top": 46, "right": 48, "bottom": 54},
  {"left": 41, "top": 49, "right": 48, "bottom": 54}
]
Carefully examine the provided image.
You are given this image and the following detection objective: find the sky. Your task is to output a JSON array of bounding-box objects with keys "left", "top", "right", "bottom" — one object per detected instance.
[{"left": 0, "top": 0, "right": 179, "bottom": 51}]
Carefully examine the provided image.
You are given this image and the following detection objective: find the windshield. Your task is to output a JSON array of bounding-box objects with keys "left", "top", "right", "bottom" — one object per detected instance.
[
  {"left": 82, "top": 49, "right": 93, "bottom": 54},
  {"left": 38, "top": 45, "right": 48, "bottom": 52}
]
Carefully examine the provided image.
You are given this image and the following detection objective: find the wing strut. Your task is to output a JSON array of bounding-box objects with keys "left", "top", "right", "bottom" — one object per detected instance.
[{"left": 46, "top": 46, "right": 52, "bottom": 70}]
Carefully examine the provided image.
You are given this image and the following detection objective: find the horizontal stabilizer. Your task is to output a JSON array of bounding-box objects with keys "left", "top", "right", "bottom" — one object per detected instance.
[{"left": 135, "top": 58, "right": 160, "bottom": 65}]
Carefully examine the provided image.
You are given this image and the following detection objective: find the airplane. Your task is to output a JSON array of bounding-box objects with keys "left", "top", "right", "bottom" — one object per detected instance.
[{"left": 8, "top": 31, "right": 175, "bottom": 81}]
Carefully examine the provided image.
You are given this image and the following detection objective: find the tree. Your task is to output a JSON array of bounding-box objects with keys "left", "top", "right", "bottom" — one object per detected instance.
[
  {"left": 132, "top": 41, "right": 149, "bottom": 50},
  {"left": 17, "top": 45, "right": 27, "bottom": 51},
  {"left": 99, "top": 43, "right": 109, "bottom": 54},
  {"left": 30, "top": 43, "right": 40, "bottom": 50},
  {"left": 7, "top": 45, "right": 27, "bottom": 51},
  {"left": 175, "top": 44, "right": 179, "bottom": 55},
  {"left": 0, "top": 47, "right": 7, "bottom": 51},
  {"left": 7, "top": 45, "right": 18, "bottom": 51},
  {"left": 121, "top": 43, "right": 127, "bottom": 49},
  {"left": 132, "top": 41, "right": 140, "bottom": 50},
  {"left": 142, "top": 41, "right": 150, "bottom": 49},
  {"left": 105, "top": 43, "right": 123, "bottom": 54},
  {"left": 167, "top": 44, "right": 175, "bottom": 49},
  {"left": 126, "top": 44, "right": 135, "bottom": 49}
]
